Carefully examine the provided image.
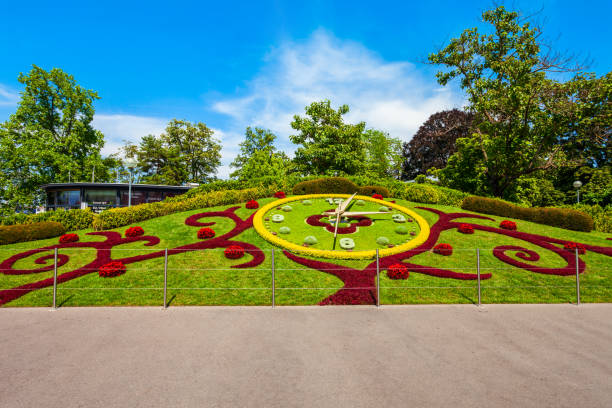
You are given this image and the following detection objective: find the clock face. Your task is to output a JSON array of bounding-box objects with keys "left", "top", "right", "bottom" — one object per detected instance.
[{"left": 253, "top": 194, "right": 430, "bottom": 259}]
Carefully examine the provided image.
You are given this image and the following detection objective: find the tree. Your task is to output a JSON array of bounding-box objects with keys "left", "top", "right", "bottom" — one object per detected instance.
[
  {"left": 126, "top": 119, "right": 221, "bottom": 185},
  {"left": 363, "top": 129, "right": 402, "bottom": 179},
  {"left": 401, "top": 109, "right": 473, "bottom": 180},
  {"left": 0, "top": 65, "right": 105, "bottom": 210},
  {"left": 290, "top": 101, "right": 366, "bottom": 176},
  {"left": 230, "top": 127, "right": 292, "bottom": 180},
  {"left": 429, "top": 6, "right": 606, "bottom": 197}
]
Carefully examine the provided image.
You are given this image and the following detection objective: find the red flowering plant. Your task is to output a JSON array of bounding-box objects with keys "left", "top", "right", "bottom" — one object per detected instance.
[
  {"left": 274, "top": 191, "right": 286, "bottom": 199},
  {"left": 564, "top": 242, "right": 586, "bottom": 255},
  {"left": 387, "top": 263, "right": 409, "bottom": 280},
  {"left": 433, "top": 243, "right": 453, "bottom": 256},
  {"left": 98, "top": 261, "right": 127, "bottom": 278},
  {"left": 458, "top": 223, "right": 474, "bottom": 234},
  {"left": 197, "top": 227, "right": 216, "bottom": 239},
  {"left": 224, "top": 245, "right": 245, "bottom": 259},
  {"left": 372, "top": 193, "right": 384, "bottom": 200},
  {"left": 245, "top": 200, "right": 259, "bottom": 209},
  {"left": 125, "top": 226, "right": 144, "bottom": 237},
  {"left": 500, "top": 220, "right": 517, "bottom": 230},
  {"left": 59, "top": 233, "right": 79, "bottom": 244}
]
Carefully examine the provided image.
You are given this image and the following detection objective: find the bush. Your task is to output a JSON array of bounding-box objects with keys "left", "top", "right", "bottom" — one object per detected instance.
[
  {"left": 500, "top": 220, "right": 517, "bottom": 230},
  {"left": 0, "top": 221, "right": 66, "bottom": 245},
  {"left": 245, "top": 200, "right": 259, "bottom": 209},
  {"left": 387, "top": 264, "right": 409, "bottom": 280},
  {"left": 93, "top": 186, "right": 275, "bottom": 230},
  {"left": 59, "top": 233, "right": 79, "bottom": 244},
  {"left": 0, "top": 208, "right": 94, "bottom": 231},
  {"left": 125, "top": 226, "right": 144, "bottom": 237},
  {"left": 433, "top": 243, "right": 453, "bottom": 256},
  {"left": 462, "top": 196, "right": 594, "bottom": 232},
  {"left": 358, "top": 186, "right": 389, "bottom": 197},
  {"left": 224, "top": 245, "right": 244, "bottom": 259},
  {"left": 563, "top": 204, "right": 611, "bottom": 233},
  {"left": 458, "top": 224, "right": 474, "bottom": 234},
  {"left": 564, "top": 242, "right": 586, "bottom": 255},
  {"left": 401, "top": 183, "right": 469, "bottom": 207},
  {"left": 197, "top": 227, "right": 215, "bottom": 239},
  {"left": 292, "top": 177, "right": 358, "bottom": 195},
  {"left": 98, "top": 261, "right": 127, "bottom": 278}
]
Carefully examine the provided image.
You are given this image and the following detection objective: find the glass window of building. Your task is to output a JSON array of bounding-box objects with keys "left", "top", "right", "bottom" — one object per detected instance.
[
  {"left": 57, "top": 190, "right": 80, "bottom": 207},
  {"left": 84, "top": 189, "right": 117, "bottom": 205},
  {"left": 147, "top": 191, "right": 163, "bottom": 203},
  {"left": 120, "top": 190, "right": 146, "bottom": 206}
]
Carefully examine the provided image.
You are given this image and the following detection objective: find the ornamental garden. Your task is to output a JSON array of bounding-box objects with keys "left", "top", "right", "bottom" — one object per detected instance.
[{"left": 0, "top": 179, "right": 610, "bottom": 307}]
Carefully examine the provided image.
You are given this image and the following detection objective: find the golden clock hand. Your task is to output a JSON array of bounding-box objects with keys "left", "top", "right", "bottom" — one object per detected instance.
[
  {"left": 338, "top": 192, "right": 357, "bottom": 213},
  {"left": 340, "top": 211, "right": 389, "bottom": 216}
]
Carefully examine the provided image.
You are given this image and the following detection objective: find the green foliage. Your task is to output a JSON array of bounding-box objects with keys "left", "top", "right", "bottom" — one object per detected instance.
[
  {"left": 504, "top": 177, "right": 566, "bottom": 207},
  {"left": 415, "top": 175, "right": 427, "bottom": 184},
  {"left": 357, "top": 186, "right": 390, "bottom": 197},
  {"left": 363, "top": 129, "right": 402, "bottom": 179},
  {"left": 401, "top": 183, "right": 469, "bottom": 207},
  {"left": 92, "top": 186, "right": 275, "bottom": 230},
  {"left": 0, "top": 221, "right": 66, "bottom": 245},
  {"left": 292, "top": 177, "right": 359, "bottom": 195},
  {"left": 580, "top": 167, "right": 612, "bottom": 206},
  {"left": 0, "top": 208, "right": 94, "bottom": 231},
  {"left": 230, "top": 127, "right": 292, "bottom": 180},
  {"left": 0, "top": 65, "right": 105, "bottom": 210},
  {"left": 563, "top": 204, "right": 612, "bottom": 233},
  {"left": 290, "top": 100, "right": 367, "bottom": 175},
  {"left": 462, "top": 196, "right": 593, "bottom": 232}
]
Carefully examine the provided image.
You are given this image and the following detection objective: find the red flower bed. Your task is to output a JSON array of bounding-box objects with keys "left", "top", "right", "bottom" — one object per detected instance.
[
  {"left": 197, "top": 227, "right": 216, "bottom": 239},
  {"left": 564, "top": 242, "right": 586, "bottom": 255},
  {"left": 458, "top": 223, "right": 474, "bottom": 234},
  {"left": 372, "top": 193, "right": 384, "bottom": 200},
  {"left": 59, "top": 233, "right": 79, "bottom": 244},
  {"left": 387, "top": 263, "right": 409, "bottom": 280},
  {"left": 274, "top": 191, "right": 286, "bottom": 199},
  {"left": 125, "top": 226, "right": 144, "bottom": 237},
  {"left": 500, "top": 220, "right": 517, "bottom": 230},
  {"left": 98, "top": 261, "right": 126, "bottom": 278},
  {"left": 224, "top": 245, "right": 245, "bottom": 259},
  {"left": 433, "top": 243, "right": 453, "bottom": 256},
  {"left": 245, "top": 200, "right": 259, "bottom": 209}
]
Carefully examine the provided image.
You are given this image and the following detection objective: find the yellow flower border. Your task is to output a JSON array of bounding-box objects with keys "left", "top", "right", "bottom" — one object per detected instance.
[{"left": 253, "top": 194, "right": 430, "bottom": 260}]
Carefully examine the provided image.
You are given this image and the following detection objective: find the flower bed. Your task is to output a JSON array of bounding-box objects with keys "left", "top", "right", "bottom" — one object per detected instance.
[
  {"left": 564, "top": 242, "right": 586, "bottom": 255},
  {"left": 59, "top": 233, "right": 79, "bottom": 244},
  {"left": 387, "top": 263, "right": 409, "bottom": 280},
  {"left": 500, "top": 220, "right": 517, "bottom": 230},
  {"left": 245, "top": 200, "right": 259, "bottom": 209},
  {"left": 224, "top": 245, "right": 245, "bottom": 259},
  {"left": 125, "top": 226, "right": 144, "bottom": 237},
  {"left": 458, "top": 223, "right": 474, "bottom": 234},
  {"left": 433, "top": 243, "right": 453, "bottom": 256},
  {"left": 98, "top": 261, "right": 127, "bottom": 278},
  {"left": 274, "top": 191, "right": 286, "bottom": 199},
  {"left": 372, "top": 193, "right": 384, "bottom": 200},
  {"left": 197, "top": 227, "right": 216, "bottom": 239}
]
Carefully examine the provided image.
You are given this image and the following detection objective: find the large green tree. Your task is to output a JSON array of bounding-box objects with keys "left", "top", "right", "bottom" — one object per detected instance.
[
  {"left": 125, "top": 119, "right": 221, "bottom": 185},
  {"left": 363, "top": 129, "right": 402, "bottom": 179},
  {"left": 290, "top": 101, "right": 367, "bottom": 176},
  {"left": 0, "top": 65, "right": 105, "bottom": 210},
  {"left": 430, "top": 6, "right": 609, "bottom": 197},
  {"left": 230, "top": 127, "right": 291, "bottom": 180}
]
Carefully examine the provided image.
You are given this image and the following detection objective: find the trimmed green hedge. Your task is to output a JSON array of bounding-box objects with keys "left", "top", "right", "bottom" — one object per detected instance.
[
  {"left": 93, "top": 186, "right": 275, "bottom": 230},
  {"left": 564, "top": 204, "right": 611, "bottom": 233},
  {"left": 0, "top": 221, "right": 66, "bottom": 245},
  {"left": 400, "top": 183, "right": 469, "bottom": 207},
  {"left": 0, "top": 208, "right": 94, "bottom": 231},
  {"left": 462, "top": 196, "right": 594, "bottom": 232}
]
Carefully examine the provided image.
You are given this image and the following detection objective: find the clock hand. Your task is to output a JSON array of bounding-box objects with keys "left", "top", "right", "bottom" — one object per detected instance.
[
  {"left": 338, "top": 192, "right": 357, "bottom": 214},
  {"left": 340, "top": 211, "right": 389, "bottom": 216}
]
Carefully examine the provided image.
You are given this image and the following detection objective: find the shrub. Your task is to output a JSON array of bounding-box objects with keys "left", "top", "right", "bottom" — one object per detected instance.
[
  {"left": 358, "top": 186, "right": 389, "bottom": 197},
  {"left": 98, "top": 261, "right": 127, "bottom": 278},
  {"left": 372, "top": 193, "right": 384, "bottom": 200},
  {"left": 458, "top": 224, "right": 474, "bottom": 234},
  {"left": 197, "top": 228, "right": 215, "bottom": 239},
  {"left": 462, "top": 196, "right": 594, "bottom": 232},
  {"left": 0, "top": 207, "right": 94, "bottom": 231},
  {"left": 304, "top": 236, "right": 318, "bottom": 245},
  {"left": 403, "top": 183, "right": 442, "bottom": 204},
  {"left": 245, "top": 200, "right": 259, "bottom": 209},
  {"left": 0, "top": 221, "right": 66, "bottom": 245},
  {"left": 125, "top": 226, "right": 144, "bottom": 237},
  {"left": 292, "top": 177, "right": 358, "bottom": 195},
  {"left": 564, "top": 242, "right": 586, "bottom": 255},
  {"left": 224, "top": 245, "right": 245, "bottom": 259},
  {"left": 59, "top": 233, "right": 79, "bottom": 244},
  {"left": 563, "top": 204, "right": 611, "bottom": 233},
  {"left": 433, "top": 243, "right": 453, "bottom": 256},
  {"left": 387, "top": 264, "right": 409, "bottom": 280},
  {"left": 500, "top": 220, "right": 517, "bottom": 230},
  {"left": 274, "top": 191, "right": 286, "bottom": 199}
]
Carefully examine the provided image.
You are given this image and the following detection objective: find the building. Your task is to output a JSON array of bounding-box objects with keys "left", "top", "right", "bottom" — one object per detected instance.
[{"left": 41, "top": 182, "right": 194, "bottom": 213}]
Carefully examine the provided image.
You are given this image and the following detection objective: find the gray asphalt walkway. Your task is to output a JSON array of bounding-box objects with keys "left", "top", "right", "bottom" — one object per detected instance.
[{"left": 1, "top": 304, "right": 611, "bottom": 408}]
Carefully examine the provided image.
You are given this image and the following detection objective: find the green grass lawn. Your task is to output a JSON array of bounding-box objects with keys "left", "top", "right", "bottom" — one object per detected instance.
[{"left": 1, "top": 197, "right": 610, "bottom": 307}]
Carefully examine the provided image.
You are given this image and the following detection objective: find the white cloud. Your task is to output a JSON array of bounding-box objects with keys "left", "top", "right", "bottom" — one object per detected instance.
[
  {"left": 0, "top": 84, "right": 19, "bottom": 107},
  {"left": 211, "top": 29, "right": 464, "bottom": 158},
  {"left": 93, "top": 114, "right": 168, "bottom": 156}
]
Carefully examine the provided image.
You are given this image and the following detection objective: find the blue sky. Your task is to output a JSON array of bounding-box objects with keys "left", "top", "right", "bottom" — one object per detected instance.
[{"left": 0, "top": 0, "right": 610, "bottom": 178}]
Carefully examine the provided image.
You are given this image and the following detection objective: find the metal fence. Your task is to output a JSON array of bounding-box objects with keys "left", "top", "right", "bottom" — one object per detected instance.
[{"left": 0, "top": 246, "right": 605, "bottom": 309}]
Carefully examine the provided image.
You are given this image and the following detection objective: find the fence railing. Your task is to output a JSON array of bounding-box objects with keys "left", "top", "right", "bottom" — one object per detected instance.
[{"left": 0, "top": 246, "right": 606, "bottom": 309}]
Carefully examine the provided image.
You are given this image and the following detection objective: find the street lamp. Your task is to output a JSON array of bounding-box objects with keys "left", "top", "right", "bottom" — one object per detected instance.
[
  {"left": 573, "top": 180, "right": 583, "bottom": 204},
  {"left": 125, "top": 157, "right": 137, "bottom": 207}
]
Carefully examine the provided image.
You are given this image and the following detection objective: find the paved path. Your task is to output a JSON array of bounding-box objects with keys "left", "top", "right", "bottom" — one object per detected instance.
[{"left": 1, "top": 304, "right": 611, "bottom": 408}]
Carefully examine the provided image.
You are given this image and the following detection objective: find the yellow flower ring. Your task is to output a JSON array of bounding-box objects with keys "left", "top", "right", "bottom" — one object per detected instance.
[{"left": 253, "top": 194, "right": 430, "bottom": 260}]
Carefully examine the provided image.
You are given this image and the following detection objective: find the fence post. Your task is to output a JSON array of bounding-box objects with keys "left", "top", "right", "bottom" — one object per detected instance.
[
  {"left": 575, "top": 248, "right": 580, "bottom": 306},
  {"left": 52, "top": 247, "right": 58, "bottom": 310},
  {"left": 163, "top": 248, "right": 168, "bottom": 309},
  {"left": 376, "top": 249, "right": 380, "bottom": 307},
  {"left": 271, "top": 248, "right": 275, "bottom": 308},
  {"left": 476, "top": 248, "right": 481, "bottom": 307}
]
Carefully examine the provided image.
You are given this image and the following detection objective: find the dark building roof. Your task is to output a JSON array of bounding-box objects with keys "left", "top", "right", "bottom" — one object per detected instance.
[{"left": 41, "top": 182, "right": 194, "bottom": 191}]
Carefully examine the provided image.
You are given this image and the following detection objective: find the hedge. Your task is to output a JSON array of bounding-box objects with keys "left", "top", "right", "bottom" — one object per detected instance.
[
  {"left": 563, "top": 204, "right": 611, "bottom": 233},
  {"left": 0, "top": 208, "right": 93, "bottom": 231},
  {"left": 292, "top": 177, "right": 389, "bottom": 196},
  {"left": 462, "top": 196, "right": 594, "bottom": 232},
  {"left": 0, "top": 221, "right": 66, "bottom": 245},
  {"left": 92, "top": 186, "right": 276, "bottom": 230},
  {"left": 400, "top": 183, "right": 469, "bottom": 207}
]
